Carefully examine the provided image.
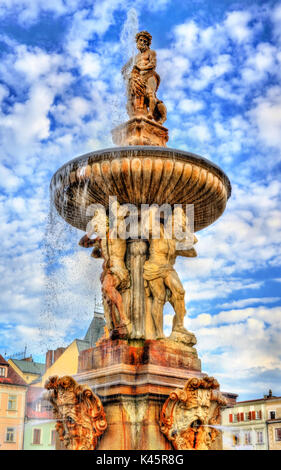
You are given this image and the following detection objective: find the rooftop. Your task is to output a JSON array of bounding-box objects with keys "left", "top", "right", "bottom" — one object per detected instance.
[
  {"left": 0, "top": 354, "right": 27, "bottom": 387},
  {"left": 10, "top": 357, "right": 45, "bottom": 376}
]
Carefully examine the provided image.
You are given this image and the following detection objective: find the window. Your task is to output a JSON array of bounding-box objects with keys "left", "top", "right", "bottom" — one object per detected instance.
[
  {"left": 51, "top": 429, "right": 56, "bottom": 446},
  {"left": 0, "top": 367, "right": 7, "bottom": 377},
  {"left": 256, "top": 431, "right": 263, "bottom": 444},
  {"left": 33, "top": 428, "right": 41, "bottom": 445},
  {"left": 275, "top": 428, "right": 281, "bottom": 442},
  {"left": 7, "top": 395, "right": 17, "bottom": 410},
  {"left": 6, "top": 428, "right": 15, "bottom": 442},
  {"left": 233, "top": 433, "right": 240, "bottom": 446},
  {"left": 256, "top": 410, "right": 262, "bottom": 420},
  {"left": 269, "top": 410, "right": 276, "bottom": 420},
  {"left": 35, "top": 401, "right": 42, "bottom": 412},
  {"left": 244, "top": 431, "right": 252, "bottom": 445}
]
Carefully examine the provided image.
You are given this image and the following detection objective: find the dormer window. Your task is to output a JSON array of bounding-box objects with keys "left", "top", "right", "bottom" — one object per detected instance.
[{"left": 0, "top": 366, "right": 7, "bottom": 377}]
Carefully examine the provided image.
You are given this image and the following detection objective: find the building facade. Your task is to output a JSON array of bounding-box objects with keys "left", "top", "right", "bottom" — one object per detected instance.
[
  {"left": 221, "top": 390, "right": 281, "bottom": 450},
  {"left": 265, "top": 392, "right": 281, "bottom": 450},
  {"left": 23, "top": 386, "right": 56, "bottom": 450},
  {"left": 0, "top": 355, "right": 27, "bottom": 450}
]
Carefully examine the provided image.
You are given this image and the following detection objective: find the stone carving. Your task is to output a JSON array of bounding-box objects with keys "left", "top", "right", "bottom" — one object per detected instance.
[
  {"left": 44, "top": 375, "right": 107, "bottom": 450},
  {"left": 111, "top": 117, "right": 169, "bottom": 147},
  {"left": 160, "top": 376, "right": 227, "bottom": 450},
  {"left": 113, "top": 30, "right": 169, "bottom": 147},
  {"left": 79, "top": 205, "right": 198, "bottom": 343},
  {"left": 79, "top": 203, "right": 131, "bottom": 339},
  {"left": 122, "top": 31, "right": 167, "bottom": 124},
  {"left": 144, "top": 208, "right": 197, "bottom": 342}
]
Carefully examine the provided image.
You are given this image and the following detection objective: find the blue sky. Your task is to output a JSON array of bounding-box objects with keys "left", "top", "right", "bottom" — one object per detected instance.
[{"left": 0, "top": 0, "right": 281, "bottom": 401}]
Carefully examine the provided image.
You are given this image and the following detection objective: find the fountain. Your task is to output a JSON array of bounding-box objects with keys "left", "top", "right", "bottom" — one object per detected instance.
[{"left": 46, "top": 30, "right": 231, "bottom": 450}]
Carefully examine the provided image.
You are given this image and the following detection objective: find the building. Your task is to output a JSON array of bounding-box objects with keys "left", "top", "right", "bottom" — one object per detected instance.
[
  {"left": 0, "top": 354, "right": 28, "bottom": 450},
  {"left": 265, "top": 390, "right": 281, "bottom": 450},
  {"left": 8, "top": 356, "right": 45, "bottom": 385},
  {"left": 23, "top": 386, "right": 56, "bottom": 450},
  {"left": 221, "top": 390, "right": 281, "bottom": 450},
  {"left": 23, "top": 309, "right": 105, "bottom": 450}
]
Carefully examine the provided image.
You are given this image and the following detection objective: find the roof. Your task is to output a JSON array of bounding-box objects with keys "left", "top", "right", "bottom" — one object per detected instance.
[
  {"left": 0, "top": 354, "right": 7, "bottom": 366},
  {"left": 76, "top": 339, "right": 91, "bottom": 353},
  {"left": 0, "top": 354, "right": 27, "bottom": 387},
  {"left": 227, "top": 396, "right": 281, "bottom": 407},
  {"left": 83, "top": 313, "right": 105, "bottom": 347},
  {"left": 10, "top": 358, "right": 45, "bottom": 376}
]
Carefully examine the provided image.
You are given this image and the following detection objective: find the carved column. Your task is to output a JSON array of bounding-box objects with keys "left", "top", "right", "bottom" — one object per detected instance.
[{"left": 126, "top": 239, "right": 148, "bottom": 339}]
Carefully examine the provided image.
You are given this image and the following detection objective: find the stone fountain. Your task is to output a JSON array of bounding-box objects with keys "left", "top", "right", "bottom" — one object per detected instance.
[{"left": 47, "top": 30, "right": 230, "bottom": 450}]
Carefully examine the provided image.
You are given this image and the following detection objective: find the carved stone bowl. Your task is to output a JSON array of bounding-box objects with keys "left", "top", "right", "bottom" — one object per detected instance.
[{"left": 50, "top": 146, "right": 231, "bottom": 232}]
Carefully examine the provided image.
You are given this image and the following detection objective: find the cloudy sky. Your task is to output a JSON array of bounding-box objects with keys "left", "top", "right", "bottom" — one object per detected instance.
[{"left": 0, "top": 0, "right": 281, "bottom": 401}]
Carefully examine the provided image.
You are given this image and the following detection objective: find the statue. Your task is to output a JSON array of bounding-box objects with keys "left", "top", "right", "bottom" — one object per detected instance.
[
  {"left": 122, "top": 30, "right": 167, "bottom": 124},
  {"left": 79, "top": 203, "right": 131, "bottom": 339},
  {"left": 44, "top": 375, "right": 107, "bottom": 450},
  {"left": 143, "top": 208, "right": 197, "bottom": 342},
  {"left": 160, "top": 376, "right": 227, "bottom": 450}
]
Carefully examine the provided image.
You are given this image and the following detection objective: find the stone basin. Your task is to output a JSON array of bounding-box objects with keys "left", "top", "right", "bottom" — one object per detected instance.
[{"left": 50, "top": 146, "right": 231, "bottom": 233}]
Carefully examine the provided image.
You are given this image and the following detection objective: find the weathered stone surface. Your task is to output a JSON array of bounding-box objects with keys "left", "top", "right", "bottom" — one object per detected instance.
[
  {"left": 44, "top": 375, "right": 107, "bottom": 450},
  {"left": 51, "top": 147, "right": 231, "bottom": 233},
  {"left": 112, "top": 117, "right": 169, "bottom": 147},
  {"left": 75, "top": 339, "right": 203, "bottom": 450},
  {"left": 160, "top": 376, "right": 227, "bottom": 450},
  {"left": 78, "top": 339, "right": 201, "bottom": 373}
]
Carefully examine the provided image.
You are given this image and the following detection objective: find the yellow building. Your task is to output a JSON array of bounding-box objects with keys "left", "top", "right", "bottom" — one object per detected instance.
[
  {"left": 33, "top": 339, "right": 90, "bottom": 387},
  {"left": 0, "top": 354, "right": 27, "bottom": 450}
]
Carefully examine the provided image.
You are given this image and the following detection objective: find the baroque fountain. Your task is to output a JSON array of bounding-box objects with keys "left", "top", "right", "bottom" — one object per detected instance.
[{"left": 45, "top": 31, "right": 231, "bottom": 451}]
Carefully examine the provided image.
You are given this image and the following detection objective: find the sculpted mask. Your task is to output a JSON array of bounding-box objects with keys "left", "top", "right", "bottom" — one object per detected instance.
[
  {"left": 160, "top": 376, "right": 227, "bottom": 450},
  {"left": 44, "top": 375, "right": 107, "bottom": 450}
]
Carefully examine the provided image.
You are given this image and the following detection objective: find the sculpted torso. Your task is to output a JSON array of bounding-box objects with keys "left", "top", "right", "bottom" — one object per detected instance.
[
  {"left": 135, "top": 49, "right": 156, "bottom": 74},
  {"left": 148, "top": 237, "right": 176, "bottom": 266},
  {"left": 101, "top": 235, "right": 127, "bottom": 269}
]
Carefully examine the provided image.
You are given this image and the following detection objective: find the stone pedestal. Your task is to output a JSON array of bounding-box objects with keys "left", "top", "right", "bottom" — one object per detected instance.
[
  {"left": 112, "top": 117, "right": 169, "bottom": 147},
  {"left": 76, "top": 338, "right": 203, "bottom": 450}
]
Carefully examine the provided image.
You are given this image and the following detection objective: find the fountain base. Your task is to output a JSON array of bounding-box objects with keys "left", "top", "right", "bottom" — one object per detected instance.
[{"left": 73, "top": 338, "right": 205, "bottom": 450}]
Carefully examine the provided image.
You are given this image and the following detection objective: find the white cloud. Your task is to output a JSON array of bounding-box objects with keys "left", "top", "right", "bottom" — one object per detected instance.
[
  {"left": 187, "top": 123, "right": 211, "bottom": 142},
  {"left": 224, "top": 10, "right": 253, "bottom": 43},
  {"left": 219, "top": 297, "right": 281, "bottom": 309},
  {"left": 248, "top": 85, "right": 281, "bottom": 149},
  {"left": 178, "top": 98, "right": 204, "bottom": 113}
]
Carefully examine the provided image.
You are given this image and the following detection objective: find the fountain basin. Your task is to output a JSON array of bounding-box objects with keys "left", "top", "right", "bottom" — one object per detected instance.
[{"left": 51, "top": 146, "right": 231, "bottom": 232}]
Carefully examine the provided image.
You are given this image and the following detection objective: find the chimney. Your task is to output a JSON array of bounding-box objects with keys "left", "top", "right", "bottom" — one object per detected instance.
[
  {"left": 45, "top": 350, "right": 54, "bottom": 371},
  {"left": 54, "top": 347, "right": 66, "bottom": 363},
  {"left": 24, "top": 356, "right": 33, "bottom": 362}
]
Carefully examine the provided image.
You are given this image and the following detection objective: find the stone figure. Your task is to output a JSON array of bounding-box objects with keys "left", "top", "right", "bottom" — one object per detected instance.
[
  {"left": 160, "top": 376, "right": 227, "bottom": 450},
  {"left": 44, "top": 375, "right": 107, "bottom": 450},
  {"left": 79, "top": 204, "right": 131, "bottom": 338},
  {"left": 122, "top": 30, "right": 167, "bottom": 124},
  {"left": 143, "top": 209, "right": 197, "bottom": 341}
]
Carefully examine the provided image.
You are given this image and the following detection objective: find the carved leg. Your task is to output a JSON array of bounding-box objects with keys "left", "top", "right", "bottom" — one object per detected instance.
[
  {"left": 164, "top": 272, "right": 187, "bottom": 333},
  {"left": 102, "top": 273, "right": 129, "bottom": 327},
  {"left": 148, "top": 278, "right": 166, "bottom": 339}
]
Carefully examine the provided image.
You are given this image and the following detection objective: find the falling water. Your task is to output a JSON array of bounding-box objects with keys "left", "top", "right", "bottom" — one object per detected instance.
[
  {"left": 39, "top": 183, "right": 102, "bottom": 353},
  {"left": 111, "top": 8, "right": 139, "bottom": 128}
]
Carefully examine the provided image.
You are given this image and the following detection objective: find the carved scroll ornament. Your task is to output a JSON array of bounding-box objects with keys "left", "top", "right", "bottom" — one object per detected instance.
[
  {"left": 160, "top": 376, "right": 227, "bottom": 450},
  {"left": 44, "top": 375, "right": 107, "bottom": 450}
]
